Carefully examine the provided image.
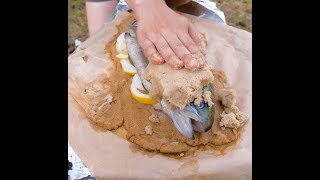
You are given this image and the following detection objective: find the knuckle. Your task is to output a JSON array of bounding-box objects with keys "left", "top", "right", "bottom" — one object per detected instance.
[{"left": 173, "top": 43, "right": 184, "bottom": 51}]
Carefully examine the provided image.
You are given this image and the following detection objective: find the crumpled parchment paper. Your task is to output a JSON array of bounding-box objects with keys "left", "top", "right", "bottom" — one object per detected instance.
[{"left": 68, "top": 11, "right": 252, "bottom": 180}]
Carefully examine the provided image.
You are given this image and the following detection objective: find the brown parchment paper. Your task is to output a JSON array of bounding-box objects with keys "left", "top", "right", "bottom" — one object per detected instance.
[{"left": 68, "top": 11, "right": 252, "bottom": 180}]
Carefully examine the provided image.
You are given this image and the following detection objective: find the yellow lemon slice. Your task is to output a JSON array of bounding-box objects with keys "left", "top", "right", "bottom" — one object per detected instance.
[
  {"left": 132, "top": 74, "right": 147, "bottom": 92},
  {"left": 130, "top": 78, "right": 157, "bottom": 105},
  {"left": 116, "top": 53, "right": 129, "bottom": 60},
  {"left": 120, "top": 60, "right": 136, "bottom": 75},
  {"left": 116, "top": 32, "right": 128, "bottom": 54}
]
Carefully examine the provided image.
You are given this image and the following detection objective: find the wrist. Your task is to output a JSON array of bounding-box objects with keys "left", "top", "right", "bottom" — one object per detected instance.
[{"left": 126, "top": 0, "right": 167, "bottom": 19}]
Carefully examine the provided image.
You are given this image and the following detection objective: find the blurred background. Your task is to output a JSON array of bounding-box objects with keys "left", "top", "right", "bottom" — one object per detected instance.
[{"left": 68, "top": 0, "right": 252, "bottom": 55}]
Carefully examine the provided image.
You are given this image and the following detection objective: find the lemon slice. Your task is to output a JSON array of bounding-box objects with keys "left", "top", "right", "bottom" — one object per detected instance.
[
  {"left": 116, "top": 53, "right": 129, "bottom": 60},
  {"left": 120, "top": 60, "right": 137, "bottom": 75},
  {"left": 130, "top": 79, "right": 157, "bottom": 105},
  {"left": 116, "top": 32, "right": 128, "bottom": 54},
  {"left": 132, "top": 74, "right": 148, "bottom": 93}
]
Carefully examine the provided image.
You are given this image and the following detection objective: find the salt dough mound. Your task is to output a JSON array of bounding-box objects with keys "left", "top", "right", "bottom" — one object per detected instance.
[
  {"left": 125, "top": 70, "right": 237, "bottom": 153},
  {"left": 69, "top": 12, "right": 251, "bottom": 154},
  {"left": 144, "top": 63, "right": 214, "bottom": 110}
]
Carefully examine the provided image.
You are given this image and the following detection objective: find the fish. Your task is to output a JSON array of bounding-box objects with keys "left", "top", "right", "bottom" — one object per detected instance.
[{"left": 125, "top": 22, "right": 214, "bottom": 139}]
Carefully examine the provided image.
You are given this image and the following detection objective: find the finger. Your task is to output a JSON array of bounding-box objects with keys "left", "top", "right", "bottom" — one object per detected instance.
[
  {"left": 189, "top": 23, "right": 206, "bottom": 54},
  {"left": 199, "top": 53, "right": 205, "bottom": 68},
  {"left": 195, "top": 52, "right": 206, "bottom": 69},
  {"left": 182, "top": 54, "right": 201, "bottom": 71},
  {"left": 141, "top": 39, "right": 164, "bottom": 64},
  {"left": 177, "top": 32, "right": 199, "bottom": 54},
  {"left": 161, "top": 32, "right": 201, "bottom": 71},
  {"left": 150, "top": 35, "right": 183, "bottom": 69}
]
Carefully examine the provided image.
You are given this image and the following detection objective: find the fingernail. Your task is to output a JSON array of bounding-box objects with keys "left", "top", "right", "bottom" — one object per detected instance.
[
  {"left": 169, "top": 56, "right": 183, "bottom": 69},
  {"left": 151, "top": 53, "right": 164, "bottom": 64},
  {"left": 186, "top": 61, "right": 200, "bottom": 72}
]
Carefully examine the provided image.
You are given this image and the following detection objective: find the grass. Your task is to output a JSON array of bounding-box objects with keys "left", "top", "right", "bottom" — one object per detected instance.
[
  {"left": 216, "top": 0, "right": 252, "bottom": 32},
  {"left": 68, "top": 0, "right": 88, "bottom": 54},
  {"left": 68, "top": 0, "right": 252, "bottom": 54}
]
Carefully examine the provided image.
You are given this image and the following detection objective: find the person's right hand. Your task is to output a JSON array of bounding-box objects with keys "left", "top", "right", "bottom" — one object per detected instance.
[{"left": 126, "top": 0, "right": 206, "bottom": 71}]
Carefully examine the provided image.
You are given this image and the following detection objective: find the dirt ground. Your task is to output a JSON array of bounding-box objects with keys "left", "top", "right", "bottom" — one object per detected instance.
[{"left": 68, "top": 0, "right": 252, "bottom": 55}]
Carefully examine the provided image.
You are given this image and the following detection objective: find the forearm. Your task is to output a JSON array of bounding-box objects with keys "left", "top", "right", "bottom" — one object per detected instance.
[
  {"left": 125, "top": 0, "right": 191, "bottom": 12},
  {"left": 86, "top": 0, "right": 118, "bottom": 36}
]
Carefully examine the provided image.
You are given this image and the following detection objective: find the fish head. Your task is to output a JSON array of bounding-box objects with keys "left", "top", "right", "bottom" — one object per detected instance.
[{"left": 161, "top": 83, "right": 214, "bottom": 139}]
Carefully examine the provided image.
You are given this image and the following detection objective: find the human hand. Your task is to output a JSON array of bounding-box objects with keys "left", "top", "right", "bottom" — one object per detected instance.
[{"left": 126, "top": 0, "right": 206, "bottom": 71}]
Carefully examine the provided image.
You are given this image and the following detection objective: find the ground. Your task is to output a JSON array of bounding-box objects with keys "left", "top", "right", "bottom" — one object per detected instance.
[
  {"left": 68, "top": 0, "right": 252, "bottom": 55},
  {"left": 68, "top": 0, "right": 88, "bottom": 55}
]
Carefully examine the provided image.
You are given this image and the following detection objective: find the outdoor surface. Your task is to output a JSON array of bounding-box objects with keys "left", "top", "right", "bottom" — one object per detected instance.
[{"left": 68, "top": 0, "right": 252, "bottom": 55}]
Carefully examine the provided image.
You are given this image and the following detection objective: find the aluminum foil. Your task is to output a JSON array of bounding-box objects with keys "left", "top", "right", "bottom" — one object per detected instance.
[
  {"left": 68, "top": 143, "right": 94, "bottom": 180},
  {"left": 196, "top": 0, "right": 226, "bottom": 23},
  {"left": 69, "top": 1, "right": 226, "bottom": 179},
  {"left": 175, "top": 0, "right": 226, "bottom": 24}
]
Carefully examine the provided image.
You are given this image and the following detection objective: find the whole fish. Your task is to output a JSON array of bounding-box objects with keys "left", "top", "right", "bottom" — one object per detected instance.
[{"left": 125, "top": 23, "right": 214, "bottom": 139}]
